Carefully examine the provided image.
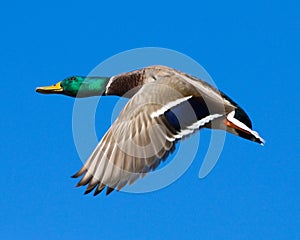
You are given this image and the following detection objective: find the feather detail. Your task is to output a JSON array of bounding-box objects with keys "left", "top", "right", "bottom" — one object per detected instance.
[{"left": 93, "top": 184, "right": 106, "bottom": 196}]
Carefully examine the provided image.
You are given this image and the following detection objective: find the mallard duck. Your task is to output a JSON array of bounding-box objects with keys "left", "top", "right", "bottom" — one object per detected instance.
[{"left": 36, "top": 65, "right": 264, "bottom": 195}]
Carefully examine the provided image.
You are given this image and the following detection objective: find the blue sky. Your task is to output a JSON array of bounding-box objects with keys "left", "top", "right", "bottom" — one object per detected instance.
[{"left": 1, "top": 0, "right": 299, "bottom": 239}]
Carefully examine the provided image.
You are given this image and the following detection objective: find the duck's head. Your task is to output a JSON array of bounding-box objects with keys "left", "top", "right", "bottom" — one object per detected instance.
[{"left": 36, "top": 76, "right": 110, "bottom": 98}]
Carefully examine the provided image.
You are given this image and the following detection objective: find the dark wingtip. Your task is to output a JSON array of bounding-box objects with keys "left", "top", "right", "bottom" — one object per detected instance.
[
  {"left": 71, "top": 167, "right": 87, "bottom": 178},
  {"left": 71, "top": 173, "right": 79, "bottom": 178},
  {"left": 93, "top": 184, "right": 106, "bottom": 196},
  {"left": 84, "top": 189, "right": 93, "bottom": 195},
  {"left": 84, "top": 184, "right": 97, "bottom": 195},
  {"left": 106, "top": 187, "right": 115, "bottom": 195},
  {"left": 75, "top": 176, "right": 92, "bottom": 188}
]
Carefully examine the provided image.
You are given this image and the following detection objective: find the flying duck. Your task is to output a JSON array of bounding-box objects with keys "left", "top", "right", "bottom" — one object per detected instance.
[{"left": 36, "top": 65, "right": 264, "bottom": 195}]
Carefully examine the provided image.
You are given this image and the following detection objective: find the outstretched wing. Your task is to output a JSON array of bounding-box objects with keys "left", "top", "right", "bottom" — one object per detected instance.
[{"left": 72, "top": 72, "right": 235, "bottom": 195}]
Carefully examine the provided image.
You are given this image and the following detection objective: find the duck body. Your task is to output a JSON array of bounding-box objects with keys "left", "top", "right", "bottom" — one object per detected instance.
[{"left": 36, "top": 65, "right": 264, "bottom": 195}]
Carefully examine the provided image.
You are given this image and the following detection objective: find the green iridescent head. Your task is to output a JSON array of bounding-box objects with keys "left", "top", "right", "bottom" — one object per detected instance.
[{"left": 36, "top": 76, "right": 110, "bottom": 97}]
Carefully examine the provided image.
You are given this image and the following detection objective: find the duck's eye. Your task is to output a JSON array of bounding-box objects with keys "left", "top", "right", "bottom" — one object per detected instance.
[{"left": 70, "top": 77, "right": 76, "bottom": 81}]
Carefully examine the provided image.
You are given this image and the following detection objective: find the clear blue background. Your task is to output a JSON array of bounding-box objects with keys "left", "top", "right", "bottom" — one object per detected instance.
[{"left": 0, "top": 0, "right": 299, "bottom": 239}]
